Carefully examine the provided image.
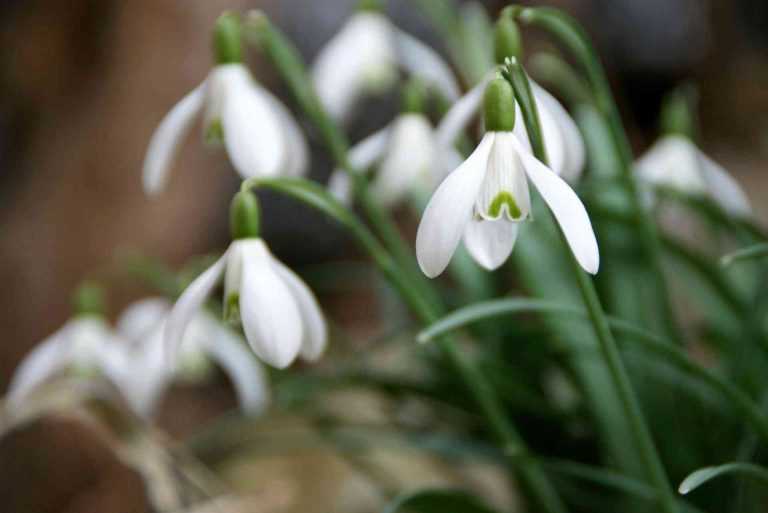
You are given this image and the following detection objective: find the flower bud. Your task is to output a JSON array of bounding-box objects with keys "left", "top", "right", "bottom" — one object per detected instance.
[
  {"left": 494, "top": 14, "right": 523, "bottom": 64},
  {"left": 230, "top": 190, "right": 261, "bottom": 240},
  {"left": 483, "top": 77, "right": 516, "bottom": 132},
  {"left": 214, "top": 12, "right": 243, "bottom": 64}
]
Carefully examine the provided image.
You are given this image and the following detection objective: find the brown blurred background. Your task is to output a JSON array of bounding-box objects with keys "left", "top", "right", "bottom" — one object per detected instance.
[{"left": 0, "top": 0, "right": 766, "bottom": 512}]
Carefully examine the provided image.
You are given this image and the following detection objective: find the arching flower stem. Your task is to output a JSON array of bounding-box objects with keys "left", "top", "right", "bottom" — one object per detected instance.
[{"left": 504, "top": 56, "right": 679, "bottom": 513}]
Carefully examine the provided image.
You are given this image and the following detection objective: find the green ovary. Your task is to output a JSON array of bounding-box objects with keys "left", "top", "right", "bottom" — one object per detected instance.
[{"left": 489, "top": 191, "right": 522, "bottom": 219}]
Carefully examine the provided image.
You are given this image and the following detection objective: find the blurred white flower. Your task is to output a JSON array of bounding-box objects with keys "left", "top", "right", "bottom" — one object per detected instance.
[
  {"left": 635, "top": 135, "right": 751, "bottom": 218},
  {"left": 327, "top": 113, "right": 462, "bottom": 207},
  {"left": 436, "top": 77, "right": 586, "bottom": 184},
  {"left": 311, "top": 10, "right": 460, "bottom": 121},
  {"left": 6, "top": 315, "right": 116, "bottom": 408},
  {"left": 416, "top": 132, "right": 598, "bottom": 277},
  {"left": 166, "top": 239, "right": 327, "bottom": 369},
  {"left": 102, "top": 298, "right": 270, "bottom": 418},
  {"left": 143, "top": 63, "right": 308, "bottom": 196}
]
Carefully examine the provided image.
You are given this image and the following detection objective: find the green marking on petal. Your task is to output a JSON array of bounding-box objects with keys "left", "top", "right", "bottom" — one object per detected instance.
[
  {"left": 205, "top": 119, "right": 224, "bottom": 145},
  {"left": 224, "top": 292, "right": 241, "bottom": 326},
  {"left": 489, "top": 191, "right": 522, "bottom": 219}
]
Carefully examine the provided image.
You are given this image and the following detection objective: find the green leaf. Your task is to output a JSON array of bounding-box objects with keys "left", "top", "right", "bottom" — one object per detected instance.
[
  {"left": 383, "top": 489, "right": 501, "bottom": 513},
  {"left": 721, "top": 243, "right": 768, "bottom": 267},
  {"left": 679, "top": 463, "right": 768, "bottom": 495},
  {"left": 418, "top": 297, "right": 768, "bottom": 445}
]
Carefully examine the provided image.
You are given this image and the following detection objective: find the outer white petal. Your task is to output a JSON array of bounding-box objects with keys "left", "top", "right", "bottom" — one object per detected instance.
[
  {"left": 463, "top": 219, "right": 519, "bottom": 270},
  {"left": 372, "top": 114, "right": 436, "bottom": 206},
  {"left": 635, "top": 136, "right": 705, "bottom": 193},
  {"left": 238, "top": 240, "right": 303, "bottom": 369},
  {"left": 328, "top": 127, "right": 390, "bottom": 205},
  {"left": 115, "top": 298, "right": 171, "bottom": 343},
  {"left": 312, "top": 12, "right": 397, "bottom": 120},
  {"left": 217, "top": 65, "right": 286, "bottom": 178},
  {"left": 515, "top": 138, "right": 599, "bottom": 274},
  {"left": 196, "top": 315, "right": 270, "bottom": 415},
  {"left": 143, "top": 84, "right": 205, "bottom": 196},
  {"left": 697, "top": 149, "right": 752, "bottom": 218},
  {"left": 531, "top": 83, "right": 585, "bottom": 183},
  {"left": 436, "top": 80, "right": 487, "bottom": 149},
  {"left": 394, "top": 28, "right": 460, "bottom": 101},
  {"left": 258, "top": 85, "right": 309, "bottom": 178},
  {"left": 98, "top": 332, "right": 170, "bottom": 418},
  {"left": 512, "top": 98, "right": 566, "bottom": 178},
  {"left": 164, "top": 253, "right": 227, "bottom": 362},
  {"left": 416, "top": 133, "right": 495, "bottom": 278},
  {"left": 268, "top": 257, "right": 327, "bottom": 362},
  {"left": 7, "top": 328, "right": 70, "bottom": 406}
]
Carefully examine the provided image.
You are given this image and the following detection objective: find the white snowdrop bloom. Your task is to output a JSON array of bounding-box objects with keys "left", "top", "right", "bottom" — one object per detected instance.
[
  {"left": 165, "top": 238, "right": 327, "bottom": 370},
  {"left": 635, "top": 135, "right": 751, "bottom": 218},
  {"left": 416, "top": 79, "right": 599, "bottom": 277},
  {"left": 328, "top": 113, "right": 461, "bottom": 207},
  {"left": 436, "top": 76, "right": 585, "bottom": 184},
  {"left": 143, "top": 62, "right": 309, "bottom": 196},
  {"left": 6, "top": 315, "right": 117, "bottom": 408},
  {"left": 101, "top": 298, "right": 270, "bottom": 417},
  {"left": 312, "top": 9, "right": 460, "bottom": 121}
]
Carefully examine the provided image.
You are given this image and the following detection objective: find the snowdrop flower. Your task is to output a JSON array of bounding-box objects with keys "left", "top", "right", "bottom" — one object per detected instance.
[
  {"left": 635, "top": 135, "right": 751, "bottom": 218},
  {"left": 311, "top": 3, "right": 460, "bottom": 121},
  {"left": 101, "top": 298, "right": 270, "bottom": 417},
  {"left": 143, "top": 13, "right": 308, "bottom": 196},
  {"left": 328, "top": 112, "right": 463, "bottom": 208},
  {"left": 165, "top": 191, "right": 327, "bottom": 369},
  {"left": 416, "top": 77, "right": 599, "bottom": 277},
  {"left": 6, "top": 314, "right": 117, "bottom": 409},
  {"left": 436, "top": 75, "right": 585, "bottom": 184}
]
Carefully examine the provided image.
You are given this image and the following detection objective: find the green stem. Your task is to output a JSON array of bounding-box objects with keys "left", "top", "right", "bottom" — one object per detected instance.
[
  {"left": 505, "top": 58, "right": 678, "bottom": 513},
  {"left": 510, "top": 6, "right": 682, "bottom": 344}
]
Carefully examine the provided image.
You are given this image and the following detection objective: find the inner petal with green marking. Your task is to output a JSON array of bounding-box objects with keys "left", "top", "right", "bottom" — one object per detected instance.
[
  {"left": 476, "top": 134, "right": 531, "bottom": 221},
  {"left": 489, "top": 191, "right": 522, "bottom": 219}
]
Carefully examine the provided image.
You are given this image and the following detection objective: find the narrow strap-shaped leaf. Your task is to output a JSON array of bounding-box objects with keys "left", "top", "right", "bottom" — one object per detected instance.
[
  {"left": 418, "top": 297, "right": 768, "bottom": 444},
  {"left": 383, "top": 489, "right": 501, "bottom": 513},
  {"left": 721, "top": 243, "right": 768, "bottom": 267},
  {"left": 679, "top": 462, "right": 768, "bottom": 495}
]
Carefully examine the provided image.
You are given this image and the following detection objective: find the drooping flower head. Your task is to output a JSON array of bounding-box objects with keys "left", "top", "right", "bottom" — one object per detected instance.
[
  {"left": 635, "top": 135, "right": 751, "bottom": 219},
  {"left": 165, "top": 191, "right": 328, "bottom": 369},
  {"left": 416, "top": 77, "right": 599, "bottom": 277},
  {"left": 143, "top": 12, "right": 308, "bottom": 196},
  {"left": 311, "top": 1, "right": 460, "bottom": 121},
  {"left": 327, "top": 80, "right": 462, "bottom": 208}
]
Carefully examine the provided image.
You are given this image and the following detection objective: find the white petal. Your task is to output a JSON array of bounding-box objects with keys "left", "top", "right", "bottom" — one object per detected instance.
[
  {"left": 463, "top": 219, "right": 519, "bottom": 270},
  {"left": 372, "top": 114, "right": 436, "bottom": 206},
  {"left": 394, "top": 28, "right": 460, "bottom": 101},
  {"left": 142, "top": 84, "right": 205, "bottom": 196},
  {"left": 697, "top": 149, "right": 752, "bottom": 218},
  {"left": 312, "top": 12, "right": 397, "bottom": 120},
  {"left": 328, "top": 126, "right": 391, "bottom": 205},
  {"left": 512, "top": 97, "right": 567, "bottom": 178},
  {"left": 218, "top": 65, "right": 286, "bottom": 178},
  {"left": 268, "top": 257, "right": 328, "bottom": 362},
  {"left": 435, "top": 79, "right": 487, "bottom": 149},
  {"left": 7, "top": 328, "right": 71, "bottom": 406},
  {"left": 635, "top": 136, "right": 705, "bottom": 193},
  {"left": 196, "top": 315, "right": 270, "bottom": 415},
  {"left": 115, "top": 298, "right": 171, "bottom": 343},
  {"left": 532, "top": 83, "right": 586, "bottom": 183},
  {"left": 258, "top": 85, "right": 309, "bottom": 178},
  {"left": 416, "top": 133, "right": 495, "bottom": 278},
  {"left": 516, "top": 138, "right": 599, "bottom": 274},
  {"left": 164, "top": 253, "right": 227, "bottom": 363},
  {"left": 238, "top": 240, "right": 303, "bottom": 369}
]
